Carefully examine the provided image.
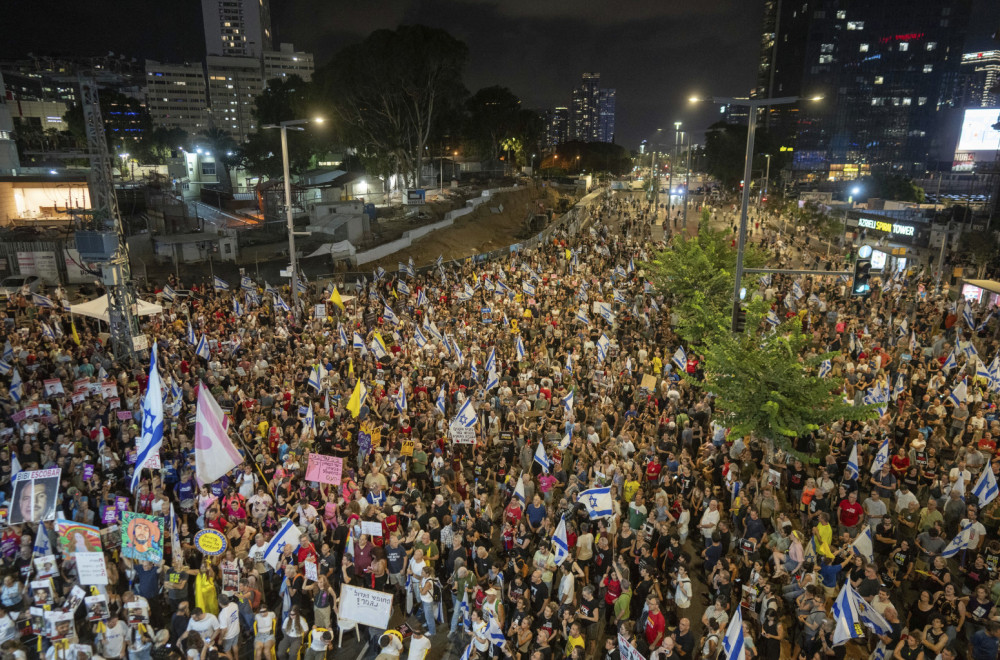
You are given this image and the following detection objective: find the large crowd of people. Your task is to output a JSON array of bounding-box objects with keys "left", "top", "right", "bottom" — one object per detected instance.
[{"left": 0, "top": 187, "right": 999, "bottom": 660}]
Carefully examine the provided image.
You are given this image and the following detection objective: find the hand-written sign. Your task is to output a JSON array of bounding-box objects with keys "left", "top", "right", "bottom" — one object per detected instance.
[
  {"left": 339, "top": 584, "right": 393, "bottom": 628},
  {"left": 361, "top": 520, "right": 383, "bottom": 537},
  {"left": 305, "top": 453, "right": 343, "bottom": 486},
  {"left": 76, "top": 552, "right": 109, "bottom": 585},
  {"left": 449, "top": 421, "right": 476, "bottom": 445},
  {"left": 400, "top": 440, "right": 414, "bottom": 457}
]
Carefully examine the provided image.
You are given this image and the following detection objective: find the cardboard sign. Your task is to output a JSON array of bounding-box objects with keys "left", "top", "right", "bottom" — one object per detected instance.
[
  {"left": 314, "top": 304, "right": 327, "bottom": 319},
  {"left": 339, "top": 584, "right": 393, "bottom": 628},
  {"left": 56, "top": 520, "right": 102, "bottom": 556},
  {"left": 305, "top": 453, "right": 343, "bottom": 485},
  {"left": 120, "top": 512, "right": 164, "bottom": 563},
  {"left": 400, "top": 440, "right": 414, "bottom": 457},
  {"left": 640, "top": 374, "right": 657, "bottom": 391},
  {"left": 83, "top": 464, "right": 95, "bottom": 481},
  {"left": 9, "top": 468, "right": 61, "bottom": 524},
  {"left": 76, "top": 552, "right": 109, "bottom": 585},
  {"left": 43, "top": 379, "right": 64, "bottom": 396},
  {"left": 449, "top": 421, "right": 476, "bottom": 444},
  {"left": 116, "top": 410, "right": 132, "bottom": 420},
  {"left": 361, "top": 520, "right": 383, "bottom": 537},
  {"left": 304, "top": 561, "right": 318, "bottom": 582}
]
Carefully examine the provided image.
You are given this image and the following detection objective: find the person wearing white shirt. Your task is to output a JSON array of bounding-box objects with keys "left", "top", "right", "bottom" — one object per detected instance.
[
  {"left": 180, "top": 608, "right": 220, "bottom": 646},
  {"left": 960, "top": 510, "right": 988, "bottom": 552},
  {"left": 0, "top": 604, "right": 16, "bottom": 644},
  {"left": 99, "top": 612, "right": 130, "bottom": 659},
  {"left": 699, "top": 500, "right": 721, "bottom": 545},
  {"left": 406, "top": 626, "right": 433, "bottom": 660},
  {"left": 217, "top": 594, "right": 241, "bottom": 660}
]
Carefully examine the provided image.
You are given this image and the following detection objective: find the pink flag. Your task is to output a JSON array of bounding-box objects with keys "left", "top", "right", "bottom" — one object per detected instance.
[{"left": 194, "top": 383, "right": 244, "bottom": 485}]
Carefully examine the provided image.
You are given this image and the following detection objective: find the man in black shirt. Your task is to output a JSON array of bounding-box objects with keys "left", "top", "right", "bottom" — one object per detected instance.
[
  {"left": 528, "top": 570, "right": 549, "bottom": 614},
  {"left": 673, "top": 617, "right": 695, "bottom": 659}
]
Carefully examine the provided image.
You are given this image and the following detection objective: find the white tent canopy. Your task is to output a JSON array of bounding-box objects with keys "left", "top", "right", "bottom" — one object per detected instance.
[{"left": 70, "top": 295, "right": 164, "bottom": 323}]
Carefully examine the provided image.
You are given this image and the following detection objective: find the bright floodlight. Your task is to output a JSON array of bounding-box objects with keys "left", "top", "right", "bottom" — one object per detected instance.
[
  {"left": 313, "top": 117, "right": 325, "bottom": 123},
  {"left": 688, "top": 96, "right": 700, "bottom": 103},
  {"left": 851, "top": 186, "right": 861, "bottom": 195},
  {"left": 810, "top": 95, "right": 824, "bottom": 101}
]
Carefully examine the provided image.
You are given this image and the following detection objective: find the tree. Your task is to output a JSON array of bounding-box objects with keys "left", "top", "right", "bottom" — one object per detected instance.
[
  {"left": 859, "top": 174, "right": 925, "bottom": 203},
  {"left": 959, "top": 229, "right": 1000, "bottom": 278},
  {"left": 645, "top": 211, "right": 766, "bottom": 344},
  {"left": 194, "top": 128, "right": 239, "bottom": 194},
  {"left": 703, "top": 121, "right": 790, "bottom": 190},
  {"left": 465, "top": 86, "right": 523, "bottom": 166},
  {"left": 312, "top": 25, "right": 468, "bottom": 189},
  {"left": 553, "top": 141, "right": 631, "bottom": 176},
  {"left": 134, "top": 126, "right": 189, "bottom": 165},
  {"left": 695, "top": 302, "right": 876, "bottom": 459}
]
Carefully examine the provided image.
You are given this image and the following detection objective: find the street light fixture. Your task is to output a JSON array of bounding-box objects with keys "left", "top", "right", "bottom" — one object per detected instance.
[
  {"left": 689, "top": 94, "right": 822, "bottom": 330},
  {"left": 262, "top": 117, "right": 325, "bottom": 322}
]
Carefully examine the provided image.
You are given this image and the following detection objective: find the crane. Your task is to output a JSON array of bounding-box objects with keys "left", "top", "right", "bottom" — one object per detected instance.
[{"left": 74, "top": 77, "right": 145, "bottom": 365}]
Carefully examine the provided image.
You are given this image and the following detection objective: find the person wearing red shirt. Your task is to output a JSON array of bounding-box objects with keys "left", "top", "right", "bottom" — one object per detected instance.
[
  {"left": 838, "top": 490, "right": 864, "bottom": 534},
  {"left": 646, "top": 457, "right": 663, "bottom": 484},
  {"left": 644, "top": 597, "right": 667, "bottom": 648}
]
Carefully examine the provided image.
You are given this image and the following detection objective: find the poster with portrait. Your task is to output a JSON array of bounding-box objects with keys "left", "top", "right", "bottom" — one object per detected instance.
[
  {"left": 45, "top": 610, "right": 74, "bottom": 641},
  {"left": 63, "top": 585, "right": 86, "bottom": 614},
  {"left": 68, "top": 645, "right": 94, "bottom": 660},
  {"left": 29, "top": 607, "right": 45, "bottom": 635},
  {"left": 55, "top": 519, "right": 102, "bottom": 557},
  {"left": 85, "top": 595, "right": 109, "bottom": 621},
  {"left": 120, "top": 512, "right": 163, "bottom": 563},
  {"left": 8, "top": 468, "right": 61, "bottom": 524},
  {"left": 100, "top": 524, "right": 121, "bottom": 550},
  {"left": 33, "top": 555, "right": 58, "bottom": 578},
  {"left": 30, "top": 580, "right": 55, "bottom": 607},
  {"left": 124, "top": 600, "right": 149, "bottom": 625}
]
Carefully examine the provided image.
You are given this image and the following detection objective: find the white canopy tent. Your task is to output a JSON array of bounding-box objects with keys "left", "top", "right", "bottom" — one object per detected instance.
[{"left": 70, "top": 295, "right": 164, "bottom": 323}]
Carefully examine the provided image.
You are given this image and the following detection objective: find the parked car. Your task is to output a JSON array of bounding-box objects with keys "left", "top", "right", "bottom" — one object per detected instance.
[{"left": 0, "top": 275, "right": 43, "bottom": 300}]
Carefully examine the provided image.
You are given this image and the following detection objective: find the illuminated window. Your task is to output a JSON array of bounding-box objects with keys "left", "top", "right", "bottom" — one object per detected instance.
[
  {"left": 836, "top": 10, "right": 846, "bottom": 18},
  {"left": 871, "top": 98, "right": 882, "bottom": 105},
  {"left": 819, "top": 55, "right": 833, "bottom": 64},
  {"left": 899, "top": 42, "right": 908, "bottom": 52},
  {"left": 923, "top": 64, "right": 933, "bottom": 73},
  {"left": 918, "top": 97, "right": 927, "bottom": 105},
  {"left": 821, "top": 43, "right": 834, "bottom": 53},
  {"left": 926, "top": 42, "right": 937, "bottom": 50},
  {"left": 859, "top": 44, "right": 869, "bottom": 52},
  {"left": 847, "top": 21, "right": 864, "bottom": 30},
  {"left": 874, "top": 76, "right": 884, "bottom": 85},
  {"left": 902, "top": 97, "right": 912, "bottom": 106}
]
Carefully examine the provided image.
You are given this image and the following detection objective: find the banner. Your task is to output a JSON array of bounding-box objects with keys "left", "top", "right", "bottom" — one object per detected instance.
[
  {"left": 449, "top": 421, "right": 476, "bottom": 444},
  {"left": 55, "top": 520, "right": 102, "bottom": 557},
  {"left": 120, "top": 512, "right": 164, "bottom": 563},
  {"left": 77, "top": 551, "right": 109, "bottom": 585},
  {"left": 9, "top": 468, "right": 61, "bottom": 524},
  {"left": 339, "top": 584, "right": 393, "bottom": 628},
  {"left": 361, "top": 520, "right": 383, "bottom": 537},
  {"left": 305, "top": 453, "right": 343, "bottom": 485}
]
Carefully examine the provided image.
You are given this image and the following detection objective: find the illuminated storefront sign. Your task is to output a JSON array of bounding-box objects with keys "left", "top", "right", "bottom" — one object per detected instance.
[{"left": 857, "top": 217, "right": 915, "bottom": 236}]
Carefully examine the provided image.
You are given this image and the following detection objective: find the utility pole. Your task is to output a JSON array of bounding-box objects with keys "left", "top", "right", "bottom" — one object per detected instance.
[
  {"left": 937, "top": 220, "right": 951, "bottom": 288},
  {"left": 668, "top": 121, "right": 681, "bottom": 222},
  {"left": 683, "top": 132, "right": 692, "bottom": 230},
  {"left": 762, "top": 153, "right": 772, "bottom": 203}
]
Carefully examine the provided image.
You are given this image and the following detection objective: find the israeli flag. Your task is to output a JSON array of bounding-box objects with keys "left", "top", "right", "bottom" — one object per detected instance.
[
  {"left": 818, "top": 359, "right": 831, "bottom": 379},
  {"left": 486, "top": 369, "right": 499, "bottom": 391},
  {"left": 375, "top": 266, "right": 386, "bottom": 281},
  {"left": 453, "top": 397, "right": 477, "bottom": 427},
  {"left": 0, "top": 359, "right": 9, "bottom": 376},
  {"left": 395, "top": 383, "right": 407, "bottom": 413},
  {"left": 964, "top": 303, "right": 976, "bottom": 329},
  {"left": 213, "top": 276, "right": 229, "bottom": 291},
  {"left": 233, "top": 299, "right": 243, "bottom": 317},
  {"left": 761, "top": 273, "right": 772, "bottom": 287},
  {"left": 295, "top": 278, "right": 307, "bottom": 295},
  {"left": 977, "top": 359, "right": 992, "bottom": 384},
  {"left": 10, "top": 453, "right": 20, "bottom": 483},
  {"left": 672, "top": 346, "right": 687, "bottom": 372},
  {"left": 415, "top": 327, "right": 428, "bottom": 348},
  {"left": 353, "top": 332, "right": 365, "bottom": 350},
  {"left": 32, "top": 293, "right": 55, "bottom": 308},
  {"left": 628, "top": 256, "right": 635, "bottom": 273},
  {"left": 484, "top": 612, "right": 506, "bottom": 645},
  {"left": 552, "top": 516, "right": 570, "bottom": 566},
  {"left": 534, "top": 440, "right": 552, "bottom": 473},
  {"left": 962, "top": 340, "right": 979, "bottom": 360},
  {"left": 195, "top": 334, "right": 210, "bottom": 361},
  {"left": 397, "top": 280, "right": 410, "bottom": 296},
  {"left": 307, "top": 366, "right": 322, "bottom": 392},
  {"left": 831, "top": 583, "right": 864, "bottom": 645},
  {"left": 792, "top": 281, "right": 804, "bottom": 299},
  {"left": 870, "top": 438, "right": 889, "bottom": 474},
  {"left": 941, "top": 522, "right": 975, "bottom": 559},
  {"left": 852, "top": 527, "right": 874, "bottom": 562},
  {"left": 131, "top": 342, "right": 164, "bottom": 492},
  {"left": 513, "top": 476, "right": 526, "bottom": 503},
  {"left": 561, "top": 389, "right": 574, "bottom": 414},
  {"left": 383, "top": 304, "right": 399, "bottom": 325},
  {"left": 240, "top": 276, "right": 254, "bottom": 291},
  {"left": 485, "top": 347, "right": 496, "bottom": 374},
  {"left": 948, "top": 380, "right": 967, "bottom": 406},
  {"left": 9, "top": 368, "right": 23, "bottom": 403},
  {"left": 845, "top": 443, "right": 859, "bottom": 480},
  {"left": 339, "top": 325, "right": 349, "bottom": 347},
  {"left": 613, "top": 289, "right": 628, "bottom": 305},
  {"left": 892, "top": 374, "right": 905, "bottom": 401},
  {"left": 578, "top": 486, "right": 613, "bottom": 519},
  {"left": 2, "top": 341, "right": 12, "bottom": 362},
  {"left": 766, "top": 310, "right": 780, "bottom": 326},
  {"left": 416, "top": 289, "right": 427, "bottom": 307},
  {"left": 522, "top": 281, "right": 536, "bottom": 296},
  {"left": 162, "top": 285, "right": 177, "bottom": 302},
  {"left": 303, "top": 405, "right": 315, "bottom": 435},
  {"left": 246, "top": 289, "right": 260, "bottom": 307},
  {"left": 436, "top": 388, "right": 446, "bottom": 416},
  {"left": 263, "top": 519, "right": 303, "bottom": 569},
  {"left": 451, "top": 338, "right": 464, "bottom": 366},
  {"left": 597, "top": 334, "right": 610, "bottom": 363},
  {"left": 942, "top": 350, "right": 957, "bottom": 373},
  {"left": 274, "top": 296, "right": 290, "bottom": 312},
  {"left": 264, "top": 281, "right": 279, "bottom": 296},
  {"left": 33, "top": 524, "right": 52, "bottom": 557},
  {"left": 722, "top": 608, "right": 746, "bottom": 660},
  {"left": 973, "top": 465, "right": 999, "bottom": 508},
  {"left": 853, "top": 587, "right": 892, "bottom": 636},
  {"left": 515, "top": 335, "right": 526, "bottom": 361},
  {"left": 40, "top": 322, "right": 55, "bottom": 341},
  {"left": 978, "top": 309, "right": 994, "bottom": 332},
  {"left": 597, "top": 301, "right": 615, "bottom": 323},
  {"left": 575, "top": 308, "right": 590, "bottom": 325},
  {"left": 470, "top": 361, "right": 479, "bottom": 380}
]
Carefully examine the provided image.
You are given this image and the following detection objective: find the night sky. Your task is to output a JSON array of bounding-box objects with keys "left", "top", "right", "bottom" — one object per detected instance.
[{"left": 3, "top": 0, "right": 999, "bottom": 148}]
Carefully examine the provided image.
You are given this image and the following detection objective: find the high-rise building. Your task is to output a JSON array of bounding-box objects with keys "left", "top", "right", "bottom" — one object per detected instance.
[
  {"left": 544, "top": 107, "right": 569, "bottom": 148},
  {"left": 959, "top": 50, "right": 1000, "bottom": 107},
  {"left": 756, "top": 0, "right": 972, "bottom": 178},
  {"left": 205, "top": 56, "right": 265, "bottom": 143},
  {"left": 571, "top": 73, "right": 601, "bottom": 142},
  {"left": 598, "top": 89, "right": 616, "bottom": 143},
  {"left": 202, "top": 0, "right": 272, "bottom": 58},
  {"left": 145, "top": 60, "right": 210, "bottom": 138},
  {"left": 263, "top": 43, "right": 315, "bottom": 83},
  {"left": 0, "top": 72, "right": 20, "bottom": 175}
]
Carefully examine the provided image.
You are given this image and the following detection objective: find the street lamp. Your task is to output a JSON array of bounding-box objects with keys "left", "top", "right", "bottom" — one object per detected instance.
[
  {"left": 689, "top": 94, "right": 822, "bottom": 330},
  {"left": 262, "top": 117, "right": 324, "bottom": 321},
  {"left": 669, "top": 121, "right": 681, "bottom": 221},
  {"left": 762, "top": 154, "right": 772, "bottom": 203}
]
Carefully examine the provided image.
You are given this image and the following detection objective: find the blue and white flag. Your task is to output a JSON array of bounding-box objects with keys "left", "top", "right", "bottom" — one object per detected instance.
[
  {"left": 32, "top": 293, "right": 55, "bottom": 308},
  {"left": 613, "top": 289, "right": 628, "bottom": 305},
  {"left": 962, "top": 340, "right": 979, "bottom": 360},
  {"left": 964, "top": 303, "right": 976, "bottom": 330},
  {"left": 672, "top": 346, "right": 687, "bottom": 372},
  {"left": 302, "top": 405, "right": 315, "bottom": 436},
  {"left": 0, "top": 359, "right": 10, "bottom": 376},
  {"left": 415, "top": 327, "right": 428, "bottom": 348},
  {"left": 339, "top": 325, "right": 349, "bottom": 347},
  {"left": 628, "top": 256, "right": 635, "bottom": 273},
  {"left": 131, "top": 342, "right": 164, "bottom": 492},
  {"left": 9, "top": 368, "right": 23, "bottom": 403},
  {"left": 973, "top": 466, "right": 999, "bottom": 508},
  {"left": 397, "top": 280, "right": 410, "bottom": 296},
  {"left": 383, "top": 304, "right": 399, "bottom": 325},
  {"left": 892, "top": 373, "right": 905, "bottom": 401},
  {"left": 485, "top": 347, "right": 496, "bottom": 374},
  {"left": 792, "top": 281, "right": 804, "bottom": 300},
  {"left": 453, "top": 398, "right": 477, "bottom": 427},
  {"left": 948, "top": 380, "right": 968, "bottom": 406},
  {"left": 33, "top": 524, "right": 52, "bottom": 557},
  {"left": 552, "top": 516, "right": 570, "bottom": 566},
  {"left": 845, "top": 443, "right": 859, "bottom": 480},
  {"left": 941, "top": 522, "right": 975, "bottom": 559},
  {"left": 2, "top": 341, "right": 12, "bottom": 362},
  {"left": 853, "top": 586, "right": 892, "bottom": 636},
  {"left": 578, "top": 486, "right": 614, "bottom": 519},
  {"left": 831, "top": 583, "right": 864, "bottom": 645},
  {"left": 597, "top": 334, "right": 610, "bottom": 363},
  {"left": 213, "top": 276, "right": 229, "bottom": 291},
  {"left": 353, "top": 332, "right": 365, "bottom": 351},
  {"left": 597, "top": 301, "right": 615, "bottom": 323},
  {"left": 195, "top": 334, "right": 210, "bottom": 361},
  {"left": 233, "top": 299, "right": 243, "bottom": 317},
  {"left": 263, "top": 519, "right": 303, "bottom": 569},
  {"left": 240, "top": 276, "right": 254, "bottom": 291},
  {"left": 818, "top": 359, "right": 831, "bottom": 379},
  {"left": 436, "top": 387, "right": 446, "bottom": 416},
  {"left": 187, "top": 320, "right": 197, "bottom": 345},
  {"left": 375, "top": 266, "right": 387, "bottom": 281},
  {"left": 395, "top": 383, "right": 407, "bottom": 413},
  {"left": 515, "top": 335, "right": 526, "bottom": 361},
  {"left": 766, "top": 310, "right": 780, "bottom": 326},
  {"left": 486, "top": 369, "right": 499, "bottom": 391},
  {"left": 295, "top": 278, "right": 307, "bottom": 295},
  {"left": 307, "top": 366, "right": 322, "bottom": 392},
  {"left": 978, "top": 309, "right": 994, "bottom": 333},
  {"left": 870, "top": 438, "right": 889, "bottom": 474},
  {"left": 852, "top": 527, "right": 874, "bottom": 562},
  {"left": 565, "top": 352, "right": 573, "bottom": 373},
  {"left": 416, "top": 288, "right": 427, "bottom": 306},
  {"left": 513, "top": 476, "right": 526, "bottom": 504},
  {"left": 942, "top": 351, "right": 957, "bottom": 373},
  {"left": 40, "top": 322, "right": 55, "bottom": 341},
  {"left": 575, "top": 308, "right": 590, "bottom": 325},
  {"left": 722, "top": 607, "right": 746, "bottom": 660},
  {"left": 274, "top": 296, "right": 290, "bottom": 312},
  {"left": 534, "top": 440, "right": 552, "bottom": 473},
  {"left": 522, "top": 281, "right": 536, "bottom": 297},
  {"left": 484, "top": 612, "right": 506, "bottom": 645},
  {"left": 561, "top": 389, "right": 574, "bottom": 414},
  {"left": 162, "top": 285, "right": 177, "bottom": 302},
  {"left": 10, "top": 453, "right": 21, "bottom": 483}
]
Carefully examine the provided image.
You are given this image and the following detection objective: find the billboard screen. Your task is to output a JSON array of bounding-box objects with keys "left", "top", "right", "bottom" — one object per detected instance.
[{"left": 957, "top": 108, "right": 1000, "bottom": 151}]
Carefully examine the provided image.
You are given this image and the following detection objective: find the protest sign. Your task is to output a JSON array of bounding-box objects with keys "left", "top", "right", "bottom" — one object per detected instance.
[
  {"left": 400, "top": 440, "right": 414, "bottom": 457},
  {"left": 55, "top": 520, "right": 102, "bottom": 556},
  {"left": 194, "top": 529, "right": 227, "bottom": 556},
  {"left": 116, "top": 410, "right": 132, "bottom": 420},
  {"left": 85, "top": 595, "right": 109, "bottom": 621},
  {"left": 449, "top": 421, "right": 476, "bottom": 444},
  {"left": 339, "top": 584, "right": 393, "bottom": 628},
  {"left": 9, "top": 468, "right": 61, "bottom": 524},
  {"left": 304, "top": 561, "right": 318, "bottom": 582},
  {"left": 361, "top": 520, "right": 383, "bottom": 537},
  {"left": 43, "top": 379, "right": 64, "bottom": 396},
  {"left": 305, "top": 453, "right": 343, "bottom": 485},
  {"left": 120, "top": 512, "right": 164, "bottom": 563}
]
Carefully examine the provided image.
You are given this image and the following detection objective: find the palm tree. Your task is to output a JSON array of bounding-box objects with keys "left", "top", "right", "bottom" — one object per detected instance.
[{"left": 195, "top": 128, "right": 240, "bottom": 194}]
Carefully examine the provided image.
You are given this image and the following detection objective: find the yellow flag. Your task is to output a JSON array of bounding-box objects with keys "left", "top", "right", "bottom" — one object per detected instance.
[
  {"left": 348, "top": 357, "right": 353, "bottom": 376},
  {"left": 71, "top": 321, "right": 81, "bottom": 346},
  {"left": 328, "top": 287, "right": 345, "bottom": 311},
  {"left": 346, "top": 379, "right": 366, "bottom": 418}
]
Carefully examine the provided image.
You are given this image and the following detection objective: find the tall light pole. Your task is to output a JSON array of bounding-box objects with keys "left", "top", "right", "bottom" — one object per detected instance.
[
  {"left": 762, "top": 153, "right": 772, "bottom": 203},
  {"left": 668, "top": 121, "right": 681, "bottom": 222},
  {"left": 683, "top": 132, "right": 692, "bottom": 230},
  {"left": 262, "top": 117, "right": 324, "bottom": 322},
  {"left": 689, "top": 95, "right": 821, "bottom": 329}
]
